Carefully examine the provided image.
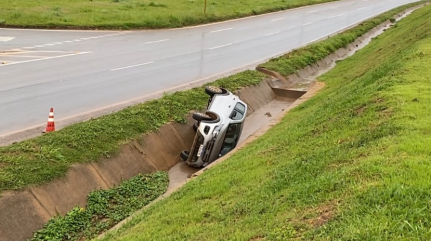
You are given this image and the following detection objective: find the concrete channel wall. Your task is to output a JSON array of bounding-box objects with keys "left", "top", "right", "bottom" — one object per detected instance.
[{"left": 0, "top": 79, "right": 305, "bottom": 241}]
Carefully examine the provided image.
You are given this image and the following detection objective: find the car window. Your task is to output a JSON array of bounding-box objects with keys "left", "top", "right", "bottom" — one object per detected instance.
[
  {"left": 230, "top": 103, "right": 245, "bottom": 120},
  {"left": 235, "top": 103, "right": 246, "bottom": 113},
  {"left": 219, "top": 123, "right": 241, "bottom": 157}
]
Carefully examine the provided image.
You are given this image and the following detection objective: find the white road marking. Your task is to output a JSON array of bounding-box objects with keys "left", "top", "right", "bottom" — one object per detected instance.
[
  {"left": 208, "top": 43, "right": 232, "bottom": 50},
  {"left": 44, "top": 43, "right": 55, "bottom": 46},
  {"left": 357, "top": 7, "right": 367, "bottom": 10},
  {"left": 111, "top": 62, "right": 154, "bottom": 71},
  {"left": 210, "top": 28, "right": 233, "bottom": 33},
  {"left": 81, "top": 38, "right": 91, "bottom": 40},
  {"left": 271, "top": 17, "right": 285, "bottom": 22},
  {"left": 303, "top": 22, "right": 314, "bottom": 26},
  {"left": 0, "top": 55, "right": 48, "bottom": 58},
  {"left": 0, "top": 52, "right": 90, "bottom": 67},
  {"left": 327, "top": 15, "right": 337, "bottom": 19},
  {"left": 21, "top": 50, "right": 72, "bottom": 53},
  {"left": 337, "top": 13, "right": 346, "bottom": 17},
  {"left": 54, "top": 42, "right": 63, "bottom": 44},
  {"left": 0, "top": 37, "right": 15, "bottom": 42},
  {"left": 64, "top": 41, "right": 74, "bottom": 43},
  {"left": 143, "top": 39, "right": 170, "bottom": 44},
  {"left": 34, "top": 45, "right": 45, "bottom": 48},
  {"left": 23, "top": 50, "right": 71, "bottom": 53},
  {"left": 0, "top": 28, "right": 121, "bottom": 33},
  {"left": 264, "top": 31, "right": 280, "bottom": 36},
  {"left": 307, "top": 10, "right": 318, "bottom": 14},
  {"left": 73, "top": 39, "right": 81, "bottom": 41}
]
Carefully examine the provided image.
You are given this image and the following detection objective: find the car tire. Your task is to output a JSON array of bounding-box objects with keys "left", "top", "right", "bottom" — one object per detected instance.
[
  {"left": 192, "top": 112, "right": 212, "bottom": 121},
  {"left": 205, "top": 86, "right": 223, "bottom": 96},
  {"left": 180, "top": 150, "right": 189, "bottom": 161}
]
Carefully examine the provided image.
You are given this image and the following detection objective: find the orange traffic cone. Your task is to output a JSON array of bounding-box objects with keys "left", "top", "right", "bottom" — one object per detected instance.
[{"left": 44, "top": 108, "right": 55, "bottom": 133}]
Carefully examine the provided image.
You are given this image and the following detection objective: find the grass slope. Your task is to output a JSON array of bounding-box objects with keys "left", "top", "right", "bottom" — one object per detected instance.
[
  {"left": 0, "top": 0, "right": 337, "bottom": 29},
  {"left": 100, "top": 4, "right": 431, "bottom": 240}
]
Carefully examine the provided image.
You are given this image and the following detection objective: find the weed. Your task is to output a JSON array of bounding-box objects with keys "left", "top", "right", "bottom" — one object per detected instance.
[{"left": 32, "top": 172, "right": 168, "bottom": 240}]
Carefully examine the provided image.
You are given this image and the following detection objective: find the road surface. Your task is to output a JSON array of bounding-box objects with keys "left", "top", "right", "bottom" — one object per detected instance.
[{"left": 0, "top": 0, "right": 418, "bottom": 140}]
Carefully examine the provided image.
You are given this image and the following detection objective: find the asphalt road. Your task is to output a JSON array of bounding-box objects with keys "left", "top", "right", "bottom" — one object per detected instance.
[{"left": 0, "top": 0, "right": 418, "bottom": 139}]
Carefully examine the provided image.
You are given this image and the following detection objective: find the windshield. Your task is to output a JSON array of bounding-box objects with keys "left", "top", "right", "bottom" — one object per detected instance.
[{"left": 219, "top": 123, "right": 241, "bottom": 157}]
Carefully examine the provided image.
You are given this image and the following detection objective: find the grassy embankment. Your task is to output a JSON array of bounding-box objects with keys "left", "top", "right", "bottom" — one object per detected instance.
[
  {"left": 98, "top": 3, "right": 431, "bottom": 240},
  {"left": 0, "top": 0, "right": 337, "bottom": 29},
  {"left": 0, "top": 1, "right": 424, "bottom": 195}
]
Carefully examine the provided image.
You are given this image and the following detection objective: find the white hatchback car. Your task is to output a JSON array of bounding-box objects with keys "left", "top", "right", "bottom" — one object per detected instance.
[{"left": 180, "top": 86, "right": 248, "bottom": 168}]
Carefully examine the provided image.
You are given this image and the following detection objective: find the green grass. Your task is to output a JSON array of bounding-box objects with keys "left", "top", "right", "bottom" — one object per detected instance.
[
  {"left": 32, "top": 172, "right": 169, "bottom": 241},
  {"left": 0, "top": 0, "right": 338, "bottom": 29},
  {"left": 259, "top": 2, "right": 426, "bottom": 78},
  {"left": 98, "top": 3, "right": 431, "bottom": 240},
  {"left": 0, "top": 71, "right": 264, "bottom": 194}
]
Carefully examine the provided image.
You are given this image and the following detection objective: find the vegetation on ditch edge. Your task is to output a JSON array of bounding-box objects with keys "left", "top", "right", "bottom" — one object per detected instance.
[
  {"left": 98, "top": 3, "right": 431, "bottom": 240},
  {"left": 31, "top": 172, "right": 168, "bottom": 241},
  {"left": 0, "top": 0, "right": 338, "bottom": 29},
  {"left": 0, "top": 70, "right": 264, "bottom": 193},
  {"left": 259, "top": 1, "right": 428, "bottom": 78}
]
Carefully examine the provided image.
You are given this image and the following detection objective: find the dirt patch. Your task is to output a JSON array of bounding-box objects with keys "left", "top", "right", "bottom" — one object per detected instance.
[
  {"left": 303, "top": 200, "right": 339, "bottom": 228},
  {"left": 249, "top": 236, "right": 266, "bottom": 241},
  {"left": 355, "top": 105, "right": 367, "bottom": 116}
]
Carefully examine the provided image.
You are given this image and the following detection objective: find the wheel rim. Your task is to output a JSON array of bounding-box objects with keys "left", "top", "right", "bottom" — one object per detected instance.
[
  {"left": 196, "top": 112, "right": 210, "bottom": 119},
  {"left": 208, "top": 86, "right": 222, "bottom": 93}
]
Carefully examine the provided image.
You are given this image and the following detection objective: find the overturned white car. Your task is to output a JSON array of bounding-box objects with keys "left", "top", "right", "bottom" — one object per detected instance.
[{"left": 180, "top": 86, "right": 247, "bottom": 168}]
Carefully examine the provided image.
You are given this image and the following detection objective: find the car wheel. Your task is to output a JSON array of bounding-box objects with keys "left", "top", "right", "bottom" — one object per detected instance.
[
  {"left": 192, "top": 112, "right": 212, "bottom": 121},
  {"left": 180, "top": 150, "right": 190, "bottom": 161},
  {"left": 205, "top": 86, "right": 223, "bottom": 96}
]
